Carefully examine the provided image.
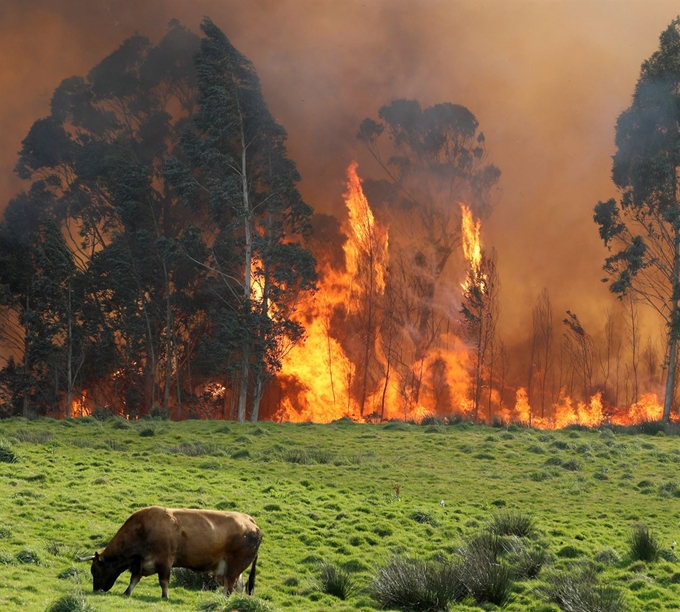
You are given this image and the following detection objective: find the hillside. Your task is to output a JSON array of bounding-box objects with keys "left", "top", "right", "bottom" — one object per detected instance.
[{"left": 1, "top": 417, "right": 680, "bottom": 611}]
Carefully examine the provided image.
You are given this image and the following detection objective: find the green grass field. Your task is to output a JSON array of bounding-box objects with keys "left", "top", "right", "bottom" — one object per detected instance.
[{"left": 1, "top": 417, "right": 680, "bottom": 611}]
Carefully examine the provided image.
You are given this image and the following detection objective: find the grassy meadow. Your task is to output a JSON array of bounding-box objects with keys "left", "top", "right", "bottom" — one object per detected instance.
[{"left": 1, "top": 417, "right": 680, "bottom": 611}]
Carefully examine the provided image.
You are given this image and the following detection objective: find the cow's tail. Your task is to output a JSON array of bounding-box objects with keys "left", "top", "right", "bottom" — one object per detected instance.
[{"left": 246, "top": 554, "right": 258, "bottom": 595}]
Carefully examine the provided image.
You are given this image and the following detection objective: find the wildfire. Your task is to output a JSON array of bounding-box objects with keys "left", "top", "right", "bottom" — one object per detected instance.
[
  {"left": 59, "top": 163, "right": 672, "bottom": 429},
  {"left": 461, "top": 203, "right": 482, "bottom": 274}
]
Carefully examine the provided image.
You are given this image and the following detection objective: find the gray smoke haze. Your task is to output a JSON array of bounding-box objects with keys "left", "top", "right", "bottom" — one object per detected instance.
[{"left": 1, "top": 0, "right": 679, "bottom": 345}]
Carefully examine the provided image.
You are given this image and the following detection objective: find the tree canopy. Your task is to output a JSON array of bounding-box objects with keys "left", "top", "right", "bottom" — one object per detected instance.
[
  {"left": 0, "top": 18, "right": 315, "bottom": 421},
  {"left": 594, "top": 16, "right": 680, "bottom": 421}
]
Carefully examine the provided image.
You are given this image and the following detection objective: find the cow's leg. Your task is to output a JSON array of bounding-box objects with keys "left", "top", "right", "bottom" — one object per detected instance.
[
  {"left": 224, "top": 559, "right": 244, "bottom": 595},
  {"left": 156, "top": 563, "right": 172, "bottom": 599},
  {"left": 124, "top": 573, "right": 142, "bottom": 596}
]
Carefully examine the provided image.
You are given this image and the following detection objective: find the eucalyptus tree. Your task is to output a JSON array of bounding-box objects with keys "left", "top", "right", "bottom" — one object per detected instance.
[
  {"left": 594, "top": 17, "right": 680, "bottom": 421},
  {"left": 358, "top": 100, "right": 501, "bottom": 363},
  {"left": 166, "top": 18, "right": 316, "bottom": 422},
  {"left": 0, "top": 188, "right": 85, "bottom": 417},
  {"left": 7, "top": 21, "right": 202, "bottom": 416}
]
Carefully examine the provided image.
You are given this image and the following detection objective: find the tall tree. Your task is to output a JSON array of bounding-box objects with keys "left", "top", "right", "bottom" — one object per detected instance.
[
  {"left": 166, "top": 18, "right": 316, "bottom": 422},
  {"left": 461, "top": 248, "right": 499, "bottom": 422},
  {"left": 358, "top": 100, "right": 501, "bottom": 364},
  {"left": 594, "top": 17, "right": 680, "bottom": 421},
  {"left": 532, "top": 288, "right": 553, "bottom": 418},
  {"left": 6, "top": 21, "right": 204, "bottom": 417}
]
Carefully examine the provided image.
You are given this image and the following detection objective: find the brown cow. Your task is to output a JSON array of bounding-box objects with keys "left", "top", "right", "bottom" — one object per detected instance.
[{"left": 78, "top": 506, "right": 262, "bottom": 599}]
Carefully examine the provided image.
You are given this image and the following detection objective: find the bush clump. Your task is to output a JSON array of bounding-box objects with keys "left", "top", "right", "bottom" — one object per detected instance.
[
  {"left": 488, "top": 510, "right": 536, "bottom": 538},
  {"left": 0, "top": 439, "right": 18, "bottom": 463},
  {"left": 458, "top": 534, "right": 512, "bottom": 606},
  {"left": 371, "top": 555, "right": 465, "bottom": 612},
  {"left": 504, "top": 539, "right": 550, "bottom": 579},
  {"left": 316, "top": 560, "right": 358, "bottom": 600},
  {"left": 541, "top": 566, "right": 626, "bottom": 612},
  {"left": 199, "top": 593, "right": 277, "bottom": 612},
  {"left": 45, "top": 591, "right": 95, "bottom": 612},
  {"left": 628, "top": 524, "right": 660, "bottom": 562}
]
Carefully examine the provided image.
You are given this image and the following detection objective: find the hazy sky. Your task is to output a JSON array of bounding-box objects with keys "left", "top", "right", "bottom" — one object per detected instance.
[{"left": 2, "top": 0, "right": 679, "bottom": 343}]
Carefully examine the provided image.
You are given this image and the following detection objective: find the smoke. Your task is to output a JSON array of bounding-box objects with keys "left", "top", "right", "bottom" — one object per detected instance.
[{"left": 1, "top": 0, "right": 679, "bottom": 349}]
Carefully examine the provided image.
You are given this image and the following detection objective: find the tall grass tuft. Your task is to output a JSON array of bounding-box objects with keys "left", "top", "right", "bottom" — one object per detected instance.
[
  {"left": 316, "top": 560, "right": 358, "bottom": 599},
  {"left": 458, "top": 535, "right": 512, "bottom": 606},
  {"left": 541, "top": 566, "right": 627, "bottom": 612},
  {"left": 199, "top": 593, "right": 277, "bottom": 612},
  {"left": 488, "top": 510, "right": 536, "bottom": 538},
  {"left": 45, "top": 591, "right": 95, "bottom": 612},
  {"left": 504, "top": 538, "right": 550, "bottom": 579},
  {"left": 0, "top": 439, "right": 18, "bottom": 463},
  {"left": 371, "top": 555, "right": 465, "bottom": 612},
  {"left": 628, "top": 524, "right": 660, "bottom": 562}
]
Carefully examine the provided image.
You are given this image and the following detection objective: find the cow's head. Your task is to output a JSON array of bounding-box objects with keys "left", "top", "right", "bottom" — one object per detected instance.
[{"left": 80, "top": 552, "right": 122, "bottom": 593}]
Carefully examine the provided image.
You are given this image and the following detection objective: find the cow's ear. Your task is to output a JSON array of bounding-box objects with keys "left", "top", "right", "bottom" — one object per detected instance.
[{"left": 94, "top": 552, "right": 102, "bottom": 562}]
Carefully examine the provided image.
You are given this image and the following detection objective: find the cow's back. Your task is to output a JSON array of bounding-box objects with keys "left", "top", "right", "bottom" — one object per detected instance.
[{"left": 167, "top": 508, "right": 260, "bottom": 571}]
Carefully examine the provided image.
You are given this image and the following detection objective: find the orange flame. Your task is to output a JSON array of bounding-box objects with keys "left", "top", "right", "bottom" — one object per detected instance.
[
  {"left": 461, "top": 203, "right": 482, "bottom": 273},
  {"left": 273, "top": 164, "right": 674, "bottom": 429}
]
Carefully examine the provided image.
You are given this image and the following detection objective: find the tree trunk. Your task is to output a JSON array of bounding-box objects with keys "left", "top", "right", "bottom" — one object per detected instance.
[
  {"left": 665, "top": 230, "right": 680, "bottom": 421},
  {"left": 236, "top": 118, "right": 253, "bottom": 423}
]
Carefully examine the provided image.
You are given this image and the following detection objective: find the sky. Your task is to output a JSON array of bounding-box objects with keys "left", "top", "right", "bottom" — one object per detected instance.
[{"left": 1, "top": 0, "right": 679, "bottom": 344}]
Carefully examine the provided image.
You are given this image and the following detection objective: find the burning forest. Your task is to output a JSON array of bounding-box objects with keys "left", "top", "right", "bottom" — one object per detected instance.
[{"left": 1, "top": 9, "right": 680, "bottom": 429}]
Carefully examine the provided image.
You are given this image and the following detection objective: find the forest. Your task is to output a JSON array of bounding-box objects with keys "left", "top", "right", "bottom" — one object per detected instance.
[{"left": 2, "top": 15, "right": 680, "bottom": 427}]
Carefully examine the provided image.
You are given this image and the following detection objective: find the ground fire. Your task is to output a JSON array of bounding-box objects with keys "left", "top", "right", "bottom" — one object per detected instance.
[{"left": 268, "top": 163, "right": 669, "bottom": 428}]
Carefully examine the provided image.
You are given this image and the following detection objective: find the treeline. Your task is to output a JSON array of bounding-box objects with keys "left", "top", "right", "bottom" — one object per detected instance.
[{"left": 0, "top": 18, "right": 316, "bottom": 421}]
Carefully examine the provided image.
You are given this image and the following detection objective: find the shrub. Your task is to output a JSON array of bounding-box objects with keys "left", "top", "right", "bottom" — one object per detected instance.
[
  {"left": 507, "top": 541, "right": 551, "bottom": 579},
  {"left": 199, "top": 593, "right": 277, "bottom": 612},
  {"left": 45, "top": 592, "right": 95, "bottom": 612},
  {"left": 282, "top": 449, "right": 309, "bottom": 464},
  {"left": 111, "top": 418, "right": 132, "bottom": 430},
  {"left": 16, "top": 548, "right": 40, "bottom": 564},
  {"left": 556, "top": 545, "right": 584, "bottom": 559},
  {"left": 488, "top": 510, "right": 536, "bottom": 538},
  {"left": 316, "top": 560, "right": 358, "bottom": 600},
  {"left": 308, "top": 449, "right": 334, "bottom": 464},
  {"left": 541, "top": 566, "right": 626, "bottom": 612},
  {"left": 594, "top": 547, "right": 621, "bottom": 565},
  {"left": 57, "top": 567, "right": 81, "bottom": 580},
  {"left": 628, "top": 524, "right": 660, "bottom": 562},
  {"left": 458, "top": 534, "right": 512, "bottom": 606},
  {"left": 171, "top": 567, "right": 221, "bottom": 591},
  {"left": 0, "top": 439, "right": 18, "bottom": 463},
  {"left": 561, "top": 459, "right": 582, "bottom": 471},
  {"left": 370, "top": 556, "right": 465, "bottom": 612}
]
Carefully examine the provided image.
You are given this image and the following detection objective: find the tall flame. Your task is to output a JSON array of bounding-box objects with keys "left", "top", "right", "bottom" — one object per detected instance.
[
  {"left": 461, "top": 203, "right": 482, "bottom": 273},
  {"left": 273, "top": 165, "right": 673, "bottom": 429},
  {"left": 278, "top": 162, "right": 389, "bottom": 422}
]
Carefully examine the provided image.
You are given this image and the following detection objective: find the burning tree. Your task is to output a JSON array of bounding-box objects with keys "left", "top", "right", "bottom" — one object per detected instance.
[
  {"left": 358, "top": 100, "right": 501, "bottom": 363},
  {"left": 594, "top": 17, "right": 680, "bottom": 422},
  {"left": 460, "top": 205, "right": 500, "bottom": 422},
  {"left": 166, "top": 18, "right": 316, "bottom": 422}
]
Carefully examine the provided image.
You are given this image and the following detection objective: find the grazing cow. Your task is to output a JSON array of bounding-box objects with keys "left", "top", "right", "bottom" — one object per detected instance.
[{"left": 78, "top": 506, "right": 262, "bottom": 599}]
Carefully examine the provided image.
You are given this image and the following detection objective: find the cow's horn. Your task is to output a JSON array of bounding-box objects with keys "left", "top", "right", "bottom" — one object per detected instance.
[{"left": 77, "top": 554, "right": 96, "bottom": 561}]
